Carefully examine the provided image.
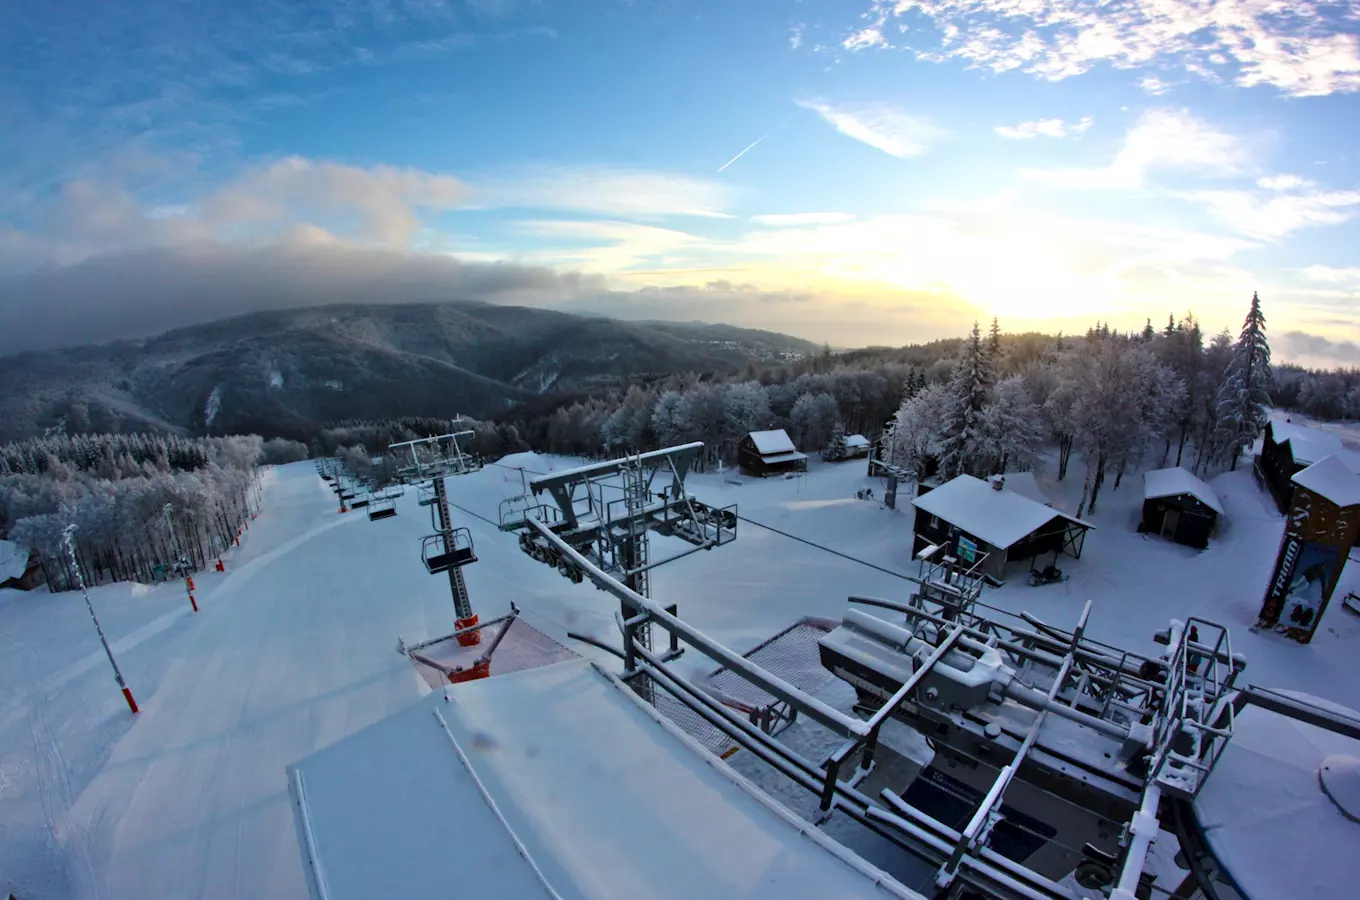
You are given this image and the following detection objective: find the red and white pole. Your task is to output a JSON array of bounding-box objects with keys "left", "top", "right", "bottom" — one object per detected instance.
[
  {"left": 186, "top": 575, "right": 198, "bottom": 612},
  {"left": 63, "top": 525, "right": 138, "bottom": 714}
]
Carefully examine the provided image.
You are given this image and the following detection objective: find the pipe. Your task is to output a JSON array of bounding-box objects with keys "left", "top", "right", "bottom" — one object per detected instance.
[
  {"left": 1110, "top": 784, "right": 1161, "bottom": 900},
  {"left": 527, "top": 517, "right": 868, "bottom": 738}
]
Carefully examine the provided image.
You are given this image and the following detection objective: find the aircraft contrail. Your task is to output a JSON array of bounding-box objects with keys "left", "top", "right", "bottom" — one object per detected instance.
[{"left": 717, "top": 133, "right": 768, "bottom": 173}]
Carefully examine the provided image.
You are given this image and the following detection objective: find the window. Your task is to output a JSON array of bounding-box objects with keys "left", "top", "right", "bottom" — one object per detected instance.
[{"left": 929, "top": 514, "right": 939, "bottom": 529}]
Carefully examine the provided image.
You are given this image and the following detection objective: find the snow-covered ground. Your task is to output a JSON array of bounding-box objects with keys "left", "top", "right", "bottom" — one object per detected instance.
[{"left": 3, "top": 446, "right": 1358, "bottom": 899}]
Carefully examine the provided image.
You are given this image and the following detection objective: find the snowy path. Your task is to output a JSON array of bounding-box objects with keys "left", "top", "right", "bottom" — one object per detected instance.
[{"left": 55, "top": 466, "right": 487, "bottom": 900}]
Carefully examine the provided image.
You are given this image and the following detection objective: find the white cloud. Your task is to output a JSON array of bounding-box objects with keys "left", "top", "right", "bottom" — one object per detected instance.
[
  {"left": 1023, "top": 108, "right": 1242, "bottom": 189},
  {"left": 843, "top": 0, "right": 1360, "bottom": 97},
  {"left": 994, "top": 116, "right": 1092, "bottom": 140},
  {"left": 1297, "top": 265, "right": 1360, "bottom": 285},
  {"left": 1139, "top": 75, "right": 1174, "bottom": 95},
  {"left": 1257, "top": 173, "right": 1314, "bottom": 191},
  {"left": 1180, "top": 185, "right": 1360, "bottom": 239},
  {"left": 200, "top": 157, "right": 467, "bottom": 245},
  {"left": 751, "top": 213, "right": 856, "bottom": 226},
  {"left": 790, "top": 24, "right": 805, "bottom": 50},
  {"left": 796, "top": 98, "right": 945, "bottom": 158},
  {"left": 513, "top": 219, "right": 704, "bottom": 271},
  {"left": 479, "top": 165, "right": 734, "bottom": 219},
  {"left": 843, "top": 28, "right": 888, "bottom": 51}
]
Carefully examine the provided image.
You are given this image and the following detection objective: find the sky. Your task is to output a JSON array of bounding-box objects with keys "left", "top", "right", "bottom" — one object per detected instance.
[{"left": 2, "top": 1, "right": 1359, "bottom": 365}]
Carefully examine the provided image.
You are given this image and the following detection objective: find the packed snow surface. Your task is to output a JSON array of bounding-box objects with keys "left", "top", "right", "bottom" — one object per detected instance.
[
  {"left": 0, "top": 537, "right": 29, "bottom": 581},
  {"left": 5, "top": 442, "right": 1360, "bottom": 900},
  {"left": 291, "top": 658, "right": 917, "bottom": 900},
  {"left": 747, "top": 429, "right": 798, "bottom": 455},
  {"left": 1291, "top": 453, "right": 1360, "bottom": 507},
  {"left": 912, "top": 474, "right": 1091, "bottom": 550},
  {"left": 1142, "top": 467, "right": 1225, "bottom": 516},
  {"left": 1194, "top": 694, "right": 1360, "bottom": 900}
]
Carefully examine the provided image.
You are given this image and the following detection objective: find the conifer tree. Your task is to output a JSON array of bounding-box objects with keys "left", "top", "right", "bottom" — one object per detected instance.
[{"left": 1213, "top": 292, "right": 1272, "bottom": 470}]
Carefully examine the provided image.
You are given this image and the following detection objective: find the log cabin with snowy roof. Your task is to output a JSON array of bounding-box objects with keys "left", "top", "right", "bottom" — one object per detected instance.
[{"left": 738, "top": 429, "right": 808, "bottom": 477}]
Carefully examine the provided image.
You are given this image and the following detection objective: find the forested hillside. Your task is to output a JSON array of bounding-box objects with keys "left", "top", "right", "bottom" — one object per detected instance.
[{"left": 0, "top": 301, "right": 816, "bottom": 442}]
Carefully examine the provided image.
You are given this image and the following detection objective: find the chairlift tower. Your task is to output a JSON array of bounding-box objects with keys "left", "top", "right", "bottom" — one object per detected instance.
[
  {"left": 502, "top": 442, "right": 738, "bottom": 697},
  {"left": 389, "top": 432, "right": 484, "bottom": 644}
]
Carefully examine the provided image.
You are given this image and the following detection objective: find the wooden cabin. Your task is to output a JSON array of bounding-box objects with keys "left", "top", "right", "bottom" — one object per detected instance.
[
  {"left": 911, "top": 475, "right": 1093, "bottom": 582},
  {"left": 1140, "top": 467, "right": 1224, "bottom": 549},
  {"left": 738, "top": 430, "right": 808, "bottom": 477}
]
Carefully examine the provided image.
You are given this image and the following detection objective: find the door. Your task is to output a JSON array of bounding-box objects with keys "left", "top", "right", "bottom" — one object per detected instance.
[{"left": 1162, "top": 509, "right": 1180, "bottom": 539}]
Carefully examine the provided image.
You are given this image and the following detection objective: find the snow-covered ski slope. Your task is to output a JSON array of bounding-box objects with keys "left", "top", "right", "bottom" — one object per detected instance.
[{"left": 2, "top": 445, "right": 1358, "bottom": 899}]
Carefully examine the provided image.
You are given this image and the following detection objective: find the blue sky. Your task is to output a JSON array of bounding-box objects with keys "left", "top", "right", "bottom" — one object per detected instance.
[{"left": 2, "top": 0, "right": 1359, "bottom": 363}]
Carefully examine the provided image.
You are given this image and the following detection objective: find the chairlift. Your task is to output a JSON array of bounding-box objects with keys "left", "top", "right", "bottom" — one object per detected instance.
[
  {"left": 421, "top": 528, "right": 477, "bottom": 573},
  {"left": 417, "top": 484, "right": 437, "bottom": 507},
  {"left": 349, "top": 495, "right": 371, "bottom": 509},
  {"left": 369, "top": 497, "right": 397, "bottom": 520}
]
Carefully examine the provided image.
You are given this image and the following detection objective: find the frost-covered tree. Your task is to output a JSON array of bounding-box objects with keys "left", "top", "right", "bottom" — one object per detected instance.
[
  {"left": 978, "top": 376, "right": 1045, "bottom": 475},
  {"left": 601, "top": 385, "right": 655, "bottom": 452},
  {"left": 789, "top": 392, "right": 840, "bottom": 451},
  {"left": 823, "top": 422, "right": 849, "bottom": 461},
  {"left": 937, "top": 323, "right": 995, "bottom": 478},
  {"left": 885, "top": 383, "right": 950, "bottom": 481},
  {"left": 651, "top": 390, "right": 685, "bottom": 447},
  {"left": 722, "top": 381, "right": 772, "bottom": 457},
  {"left": 1212, "top": 292, "right": 1272, "bottom": 470}
]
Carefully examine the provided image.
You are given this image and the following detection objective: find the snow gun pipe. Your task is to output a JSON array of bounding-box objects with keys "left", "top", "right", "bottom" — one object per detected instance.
[{"left": 526, "top": 517, "right": 868, "bottom": 739}]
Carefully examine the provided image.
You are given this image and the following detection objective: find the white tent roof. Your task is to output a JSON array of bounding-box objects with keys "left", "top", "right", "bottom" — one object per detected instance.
[
  {"left": 1194, "top": 693, "right": 1360, "bottom": 900},
  {"left": 1143, "top": 467, "right": 1225, "bottom": 516},
  {"left": 288, "top": 659, "right": 916, "bottom": 900},
  {"left": 1292, "top": 454, "right": 1360, "bottom": 508},
  {"left": 0, "top": 539, "right": 29, "bottom": 582},
  {"left": 844, "top": 434, "right": 871, "bottom": 449},
  {"left": 986, "top": 472, "right": 1048, "bottom": 506},
  {"left": 748, "top": 429, "right": 797, "bottom": 455},
  {"left": 912, "top": 475, "right": 1092, "bottom": 550}
]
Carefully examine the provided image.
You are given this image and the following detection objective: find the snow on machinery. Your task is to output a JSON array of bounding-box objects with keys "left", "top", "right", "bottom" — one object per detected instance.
[
  {"left": 504, "top": 477, "right": 1360, "bottom": 900},
  {"left": 502, "top": 442, "right": 738, "bottom": 695}
]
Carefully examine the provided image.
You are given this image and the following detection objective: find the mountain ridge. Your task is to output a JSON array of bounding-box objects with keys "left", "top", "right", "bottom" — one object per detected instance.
[{"left": 0, "top": 301, "right": 815, "bottom": 442}]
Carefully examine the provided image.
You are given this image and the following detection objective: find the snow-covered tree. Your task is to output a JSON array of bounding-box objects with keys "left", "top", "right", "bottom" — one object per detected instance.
[
  {"left": 936, "top": 323, "right": 995, "bottom": 478},
  {"left": 978, "top": 376, "right": 1045, "bottom": 474},
  {"left": 789, "top": 392, "right": 840, "bottom": 451},
  {"left": 823, "top": 422, "right": 849, "bottom": 461},
  {"left": 885, "top": 383, "right": 950, "bottom": 480},
  {"left": 722, "top": 381, "right": 771, "bottom": 457},
  {"left": 1212, "top": 292, "right": 1272, "bottom": 470}
]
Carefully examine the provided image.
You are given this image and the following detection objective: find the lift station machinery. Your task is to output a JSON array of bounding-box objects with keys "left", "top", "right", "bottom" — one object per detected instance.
[{"left": 501, "top": 442, "right": 737, "bottom": 697}]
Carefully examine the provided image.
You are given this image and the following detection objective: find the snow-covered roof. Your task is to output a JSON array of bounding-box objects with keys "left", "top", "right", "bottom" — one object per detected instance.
[
  {"left": 912, "top": 475, "right": 1092, "bottom": 550},
  {"left": 1143, "top": 467, "right": 1225, "bottom": 516},
  {"left": 1194, "top": 693, "right": 1360, "bottom": 900},
  {"left": 986, "top": 472, "right": 1048, "bottom": 506},
  {"left": 747, "top": 429, "right": 797, "bottom": 455},
  {"left": 1292, "top": 454, "right": 1360, "bottom": 508},
  {"left": 844, "top": 434, "right": 870, "bottom": 449},
  {"left": 288, "top": 658, "right": 917, "bottom": 900},
  {"left": 761, "top": 450, "right": 808, "bottom": 465},
  {"left": 0, "top": 539, "right": 29, "bottom": 582},
  {"left": 1271, "top": 420, "right": 1344, "bottom": 465}
]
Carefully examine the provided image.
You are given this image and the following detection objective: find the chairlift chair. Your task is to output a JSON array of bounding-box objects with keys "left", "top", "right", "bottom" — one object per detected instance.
[
  {"left": 421, "top": 528, "right": 477, "bottom": 573},
  {"left": 369, "top": 496, "right": 397, "bottom": 520}
]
